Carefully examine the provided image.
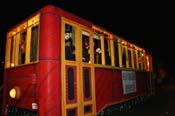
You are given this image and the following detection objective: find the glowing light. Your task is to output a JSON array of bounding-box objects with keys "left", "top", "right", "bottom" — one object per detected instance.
[
  {"left": 12, "top": 32, "right": 16, "bottom": 35},
  {"left": 11, "top": 63, "right": 15, "bottom": 67},
  {"left": 23, "top": 25, "right": 26, "bottom": 29},
  {"left": 9, "top": 88, "right": 16, "bottom": 99},
  {"left": 121, "top": 41, "right": 125, "bottom": 44},
  {"left": 9, "top": 86, "right": 21, "bottom": 99}
]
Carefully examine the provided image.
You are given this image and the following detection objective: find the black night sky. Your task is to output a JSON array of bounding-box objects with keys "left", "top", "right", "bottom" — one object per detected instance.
[{"left": 0, "top": 1, "right": 174, "bottom": 76}]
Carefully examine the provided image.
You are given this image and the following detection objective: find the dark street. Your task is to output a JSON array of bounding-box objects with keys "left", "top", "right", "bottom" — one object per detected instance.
[{"left": 112, "top": 86, "right": 175, "bottom": 116}]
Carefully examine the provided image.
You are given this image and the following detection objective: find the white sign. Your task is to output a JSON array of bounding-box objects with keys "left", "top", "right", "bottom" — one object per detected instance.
[{"left": 122, "top": 71, "right": 136, "bottom": 94}]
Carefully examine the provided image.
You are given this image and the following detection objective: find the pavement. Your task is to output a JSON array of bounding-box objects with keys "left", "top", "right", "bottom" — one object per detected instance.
[{"left": 112, "top": 85, "right": 175, "bottom": 116}]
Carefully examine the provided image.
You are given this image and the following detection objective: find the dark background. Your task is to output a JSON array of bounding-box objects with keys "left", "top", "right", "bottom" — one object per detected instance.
[{"left": 0, "top": 0, "right": 174, "bottom": 78}]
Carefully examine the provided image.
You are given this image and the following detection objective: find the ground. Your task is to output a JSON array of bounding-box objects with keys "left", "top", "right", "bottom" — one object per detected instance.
[{"left": 112, "top": 84, "right": 175, "bottom": 116}]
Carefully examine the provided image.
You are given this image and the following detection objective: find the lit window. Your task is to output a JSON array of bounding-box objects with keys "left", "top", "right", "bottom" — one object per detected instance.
[
  {"left": 30, "top": 26, "right": 39, "bottom": 62},
  {"left": 5, "top": 14, "right": 39, "bottom": 68},
  {"left": 113, "top": 38, "right": 119, "bottom": 67},
  {"left": 82, "top": 31, "right": 90, "bottom": 63},
  {"left": 104, "top": 34, "right": 111, "bottom": 65},
  {"left": 93, "top": 32, "right": 102, "bottom": 64},
  {"left": 65, "top": 24, "right": 76, "bottom": 61},
  {"left": 19, "top": 31, "right": 26, "bottom": 64}
]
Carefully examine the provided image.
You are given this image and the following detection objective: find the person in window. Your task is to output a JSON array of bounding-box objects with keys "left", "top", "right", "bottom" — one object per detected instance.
[
  {"left": 19, "top": 37, "right": 26, "bottom": 64},
  {"left": 65, "top": 38, "right": 75, "bottom": 61},
  {"left": 82, "top": 41, "right": 90, "bottom": 62}
]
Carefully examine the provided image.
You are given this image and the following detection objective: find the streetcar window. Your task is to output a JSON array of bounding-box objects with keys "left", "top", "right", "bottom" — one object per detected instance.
[
  {"left": 6, "top": 33, "right": 19, "bottom": 67},
  {"left": 82, "top": 31, "right": 90, "bottom": 63},
  {"left": 93, "top": 33, "right": 102, "bottom": 64},
  {"left": 19, "top": 31, "right": 27, "bottom": 64},
  {"left": 6, "top": 36, "right": 15, "bottom": 68},
  {"left": 5, "top": 14, "right": 40, "bottom": 68},
  {"left": 122, "top": 47, "right": 126, "bottom": 68},
  {"left": 10, "top": 37, "right": 14, "bottom": 65},
  {"left": 65, "top": 24, "right": 76, "bottom": 61},
  {"left": 133, "top": 49, "right": 137, "bottom": 69},
  {"left": 128, "top": 49, "right": 132, "bottom": 68},
  {"left": 104, "top": 34, "right": 111, "bottom": 65},
  {"left": 30, "top": 26, "right": 39, "bottom": 62},
  {"left": 142, "top": 52, "right": 146, "bottom": 70},
  {"left": 113, "top": 38, "right": 119, "bottom": 67},
  {"left": 138, "top": 50, "right": 143, "bottom": 69}
]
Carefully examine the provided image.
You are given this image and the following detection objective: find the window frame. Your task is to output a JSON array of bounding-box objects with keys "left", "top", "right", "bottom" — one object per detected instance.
[{"left": 5, "top": 14, "right": 40, "bottom": 68}]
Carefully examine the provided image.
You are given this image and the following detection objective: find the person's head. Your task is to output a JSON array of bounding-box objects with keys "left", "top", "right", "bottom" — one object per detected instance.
[{"left": 65, "top": 33, "right": 72, "bottom": 40}]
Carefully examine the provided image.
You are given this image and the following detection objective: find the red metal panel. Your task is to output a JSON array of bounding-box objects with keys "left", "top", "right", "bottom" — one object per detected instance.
[
  {"left": 7, "top": 75, "right": 37, "bottom": 109},
  {"left": 3, "top": 65, "right": 36, "bottom": 115},
  {"left": 3, "top": 65, "right": 36, "bottom": 109},
  {"left": 136, "top": 71, "right": 145, "bottom": 95},
  {"left": 143, "top": 72, "right": 148, "bottom": 94},
  {"left": 136, "top": 72, "right": 140, "bottom": 95},
  {"left": 39, "top": 5, "right": 61, "bottom": 60},
  {"left": 2, "top": 65, "right": 37, "bottom": 116},
  {"left": 2, "top": 71, "right": 8, "bottom": 115},
  {"left": 37, "top": 6, "right": 61, "bottom": 116},
  {"left": 95, "top": 69, "right": 144, "bottom": 113},
  {"left": 37, "top": 61, "right": 61, "bottom": 116},
  {"left": 6, "top": 65, "right": 36, "bottom": 78},
  {"left": 112, "top": 70, "right": 123, "bottom": 102},
  {"left": 95, "top": 68, "right": 113, "bottom": 113}
]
